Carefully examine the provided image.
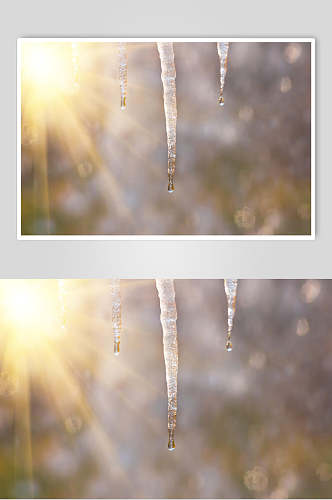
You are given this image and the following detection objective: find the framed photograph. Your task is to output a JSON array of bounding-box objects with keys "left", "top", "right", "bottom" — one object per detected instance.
[{"left": 17, "top": 38, "right": 315, "bottom": 240}]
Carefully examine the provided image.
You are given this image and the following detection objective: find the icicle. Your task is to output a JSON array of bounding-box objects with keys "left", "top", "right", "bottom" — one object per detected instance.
[
  {"left": 157, "top": 43, "right": 177, "bottom": 193},
  {"left": 71, "top": 42, "right": 79, "bottom": 90},
  {"left": 110, "top": 279, "right": 122, "bottom": 355},
  {"left": 224, "top": 279, "right": 238, "bottom": 351},
  {"left": 57, "top": 279, "right": 66, "bottom": 332},
  {"left": 118, "top": 42, "right": 128, "bottom": 110},
  {"left": 156, "top": 279, "right": 178, "bottom": 450},
  {"left": 217, "top": 42, "right": 230, "bottom": 106}
]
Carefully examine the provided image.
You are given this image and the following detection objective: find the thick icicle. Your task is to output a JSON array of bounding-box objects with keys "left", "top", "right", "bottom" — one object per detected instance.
[
  {"left": 224, "top": 279, "right": 238, "bottom": 351},
  {"left": 111, "top": 279, "right": 122, "bottom": 355},
  {"left": 157, "top": 43, "right": 177, "bottom": 193},
  {"left": 156, "top": 279, "right": 178, "bottom": 450},
  {"left": 71, "top": 42, "right": 79, "bottom": 90},
  {"left": 118, "top": 42, "right": 128, "bottom": 110},
  {"left": 57, "top": 279, "right": 66, "bottom": 332},
  {"left": 217, "top": 42, "right": 230, "bottom": 106}
]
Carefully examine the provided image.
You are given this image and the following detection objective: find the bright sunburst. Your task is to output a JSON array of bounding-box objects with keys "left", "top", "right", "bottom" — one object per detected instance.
[
  {"left": 0, "top": 279, "right": 148, "bottom": 495},
  {"left": 22, "top": 43, "right": 73, "bottom": 98},
  {"left": 20, "top": 40, "right": 140, "bottom": 234}
]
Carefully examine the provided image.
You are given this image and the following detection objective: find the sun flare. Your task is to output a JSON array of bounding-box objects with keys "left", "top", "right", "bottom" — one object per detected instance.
[
  {"left": 0, "top": 280, "right": 60, "bottom": 349},
  {"left": 22, "top": 43, "right": 73, "bottom": 99},
  {"left": 20, "top": 41, "right": 131, "bottom": 235}
]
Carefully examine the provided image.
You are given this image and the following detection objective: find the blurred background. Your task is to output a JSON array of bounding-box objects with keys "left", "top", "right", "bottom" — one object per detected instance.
[
  {"left": 0, "top": 279, "right": 331, "bottom": 498},
  {"left": 21, "top": 41, "right": 311, "bottom": 235}
]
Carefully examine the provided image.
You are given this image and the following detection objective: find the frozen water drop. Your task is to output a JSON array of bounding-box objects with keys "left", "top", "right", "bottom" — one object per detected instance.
[
  {"left": 218, "top": 95, "right": 225, "bottom": 106},
  {"left": 113, "top": 341, "right": 120, "bottom": 355},
  {"left": 226, "top": 339, "right": 233, "bottom": 352},
  {"left": 168, "top": 173, "right": 175, "bottom": 193},
  {"left": 168, "top": 429, "right": 175, "bottom": 450}
]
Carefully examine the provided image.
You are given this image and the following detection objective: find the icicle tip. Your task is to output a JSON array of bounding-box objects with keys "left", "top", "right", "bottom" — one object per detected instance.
[
  {"left": 225, "top": 339, "right": 232, "bottom": 352},
  {"left": 168, "top": 174, "right": 175, "bottom": 193},
  {"left": 168, "top": 429, "right": 175, "bottom": 451},
  {"left": 120, "top": 95, "right": 126, "bottom": 110},
  {"left": 113, "top": 341, "right": 120, "bottom": 356},
  {"left": 218, "top": 93, "right": 225, "bottom": 106}
]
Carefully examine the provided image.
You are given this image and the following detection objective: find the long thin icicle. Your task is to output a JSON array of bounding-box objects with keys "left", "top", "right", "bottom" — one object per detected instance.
[
  {"left": 217, "top": 42, "right": 230, "bottom": 106},
  {"left": 224, "top": 279, "right": 238, "bottom": 351},
  {"left": 118, "top": 42, "right": 128, "bottom": 110},
  {"left": 111, "top": 279, "right": 122, "bottom": 355},
  {"left": 156, "top": 279, "right": 178, "bottom": 450},
  {"left": 157, "top": 42, "right": 177, "bottom": 193},
  {"left": 57, "top": 279, "right": 66, "bottom": 332}
]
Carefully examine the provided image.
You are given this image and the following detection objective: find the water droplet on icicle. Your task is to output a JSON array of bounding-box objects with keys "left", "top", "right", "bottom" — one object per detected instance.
[
  {"left": 224, "top": 279, "right": 238, "bottom": 351},
  {"left": 111, "top": 279, "right": 122, "bottom": 355},
  {"left": 217, "top": 42, "right": 230, "bottom": 106},
  {"left": 71, "top": 42, "right": 80, "bottom": 91},
  {"left": 225, "top": 339, "right": 233, "bottom": 352},
  {"left": 57, "top": 279, "right": 67, "bottom": 333},
  {"left": 118, "top": 42, "right": 128, "bottom": 110},
  {"left": 168, "top": 428, "right": 175, "bottom": 451},
  {"left": 157, "top": 42, "right": 177, "bottom": 193},
  {"left": 156, "top": 279, "right": 178, "bottom": 451}
]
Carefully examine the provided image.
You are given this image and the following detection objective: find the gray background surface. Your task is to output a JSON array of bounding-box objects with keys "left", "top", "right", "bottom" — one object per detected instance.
[{"left": 0, "top": 0, "right": 327, "bottom": 277}]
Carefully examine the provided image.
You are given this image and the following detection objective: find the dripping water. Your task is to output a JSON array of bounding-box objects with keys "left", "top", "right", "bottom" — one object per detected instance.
[{"left": 168, "top": 428, "right": 175, "bottom": 451}]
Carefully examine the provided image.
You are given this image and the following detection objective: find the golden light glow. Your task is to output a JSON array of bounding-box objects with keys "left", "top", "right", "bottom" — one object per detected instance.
[
  {"left": 21, "top": 41, "right": 132, "bottom": 234},
  {"left": 4, "top": 281, "right": 44, "bottom": 323},
  {"left": 0, "top": 279, "right": 163, "bottom": 492},
  {"left": 1, "top": 280, "right": 59, "bottom": 348},
  {"left": 22, "top": 43, "right": 72, "bottom": 99}
]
